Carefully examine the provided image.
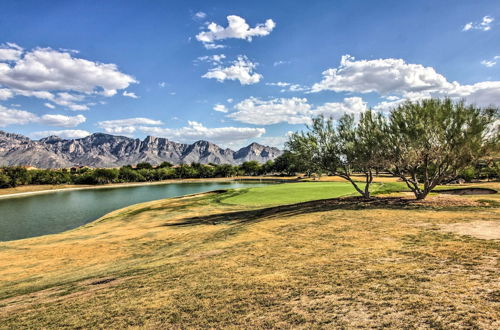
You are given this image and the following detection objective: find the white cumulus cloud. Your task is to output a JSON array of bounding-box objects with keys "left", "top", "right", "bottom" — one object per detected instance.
[
  {"left": 202, "top": 55, "right": 262, "bottom": 85},
  {"left": 0, "top": 105, "right": 38, "bottom": 127},
  {"left": 314, "top": 97, "right": 368, "bottom": 118},
  {"left": 311, "top": 55, "right": 500, "bottom": 109},
  {"left": 0, "top": 88, "right": 14, "bottom": 100},
  {"left": 229, "top": 97, "right": 313, "bottom": 125},
  {"left": 0, "top": 43, "right": 23, "bottom": 61},
  {"left": 0, "top": 47, "right": 136, "bottom": 94},
  {"left": 311, "top": 55, "right": 451, "bottom": 95},
  {"left": 196, "top": 15, "right": 275, "bottom": 49},
  {"left": 0, "top": 45, "right": 137, "bottom": 110},
  {"left": 229, "top": 96, "right": 372, "bottom": 125}
]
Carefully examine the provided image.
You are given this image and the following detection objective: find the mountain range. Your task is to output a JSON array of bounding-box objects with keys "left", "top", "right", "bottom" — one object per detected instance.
[{"left": 0, "top": 131, "right": 283, "bottom": 168}]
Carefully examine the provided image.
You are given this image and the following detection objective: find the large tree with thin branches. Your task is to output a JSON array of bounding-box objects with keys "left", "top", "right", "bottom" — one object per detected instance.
[
  {"left": 385, "top": 98, "right": 499, "bottom": 200},
  {"left": 287, "top": 111, "right": 387, "bottom": 199}
]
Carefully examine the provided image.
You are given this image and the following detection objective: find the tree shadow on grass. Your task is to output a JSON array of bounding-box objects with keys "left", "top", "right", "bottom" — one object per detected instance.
[{"left": 160, "top": 196, "right": 435, "bottom": 228}]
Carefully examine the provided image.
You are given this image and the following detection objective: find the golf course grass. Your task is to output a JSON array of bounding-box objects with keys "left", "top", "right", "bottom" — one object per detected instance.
[
  {"left": 222, "top": 182, "right": 362, "bottom": 206},
  {"left": 0, "top": 181, "right": 499, "bottom": 328}
]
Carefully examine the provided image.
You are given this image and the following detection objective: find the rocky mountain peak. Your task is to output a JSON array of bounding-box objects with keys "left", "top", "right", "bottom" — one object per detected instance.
[{"left": 0, "top": 130, "right": 283, "bottom": 168}]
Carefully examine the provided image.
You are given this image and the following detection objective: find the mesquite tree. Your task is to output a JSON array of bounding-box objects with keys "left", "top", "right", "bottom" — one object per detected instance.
[
  {"left": 385, "top": 98, "right": 499, "bottom": 200},
  {"left": 287, "top": 111, "right": 386, "bottom": 199}
]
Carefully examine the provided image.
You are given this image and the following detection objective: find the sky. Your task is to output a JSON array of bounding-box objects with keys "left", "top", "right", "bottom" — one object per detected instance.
[{"left": 0, "top": 0, "right": 499, "bottom": 149}]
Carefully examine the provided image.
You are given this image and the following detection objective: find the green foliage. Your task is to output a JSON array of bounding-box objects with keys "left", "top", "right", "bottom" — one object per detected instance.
[
  {"left": 0, "top": 160, "right": 269, "bottom": 188},
  {"left": 156, "top": 167, "right": 176, "bottom": 180},
  {"left": 385, "top": 98, "right": 499, "bottom": 199},
  {"left": 136, "top": 162, "right": 153, "bottom": 170},
  {"left": 260, "top": 160, "right": 275, "bottom": 175},
  {"left": 119, "top": 166, "right": 145, "bottom": 182},
  {"left": 456, "top": 159, "right": 500, "bottom": 182},
  {"left": 89, "top": 168, "right": 119, "bottom": 184},
  {"left": 175, "top": 164, "right": 198, "bottom": 179},
  {"left": 272, "top": 151, "right": 307, "bottom": 176},
  {"left": 158, "top": 161, "right": 173, "bottom": 168},
  {"left": 458, "top": 166, "right": 477, "bottom": 182},
  {"left": 2, "top": 167, "right": 31, "bottom": 187},
  {"left": 287, "top": 112, "right": 386, "bottom": 198},
  {"left": 240, "top": 161, "right": 261, "bottom": 176},
  {"left": 0, "top": 172, "right": 11, "bottom": 188},
  {"left": 30, "top": 170, "right": 72, "bottom": 185},
  {"left": 285, "top": 98, "right": 498, "bottom": 200},
  {"left": 214, "top": 164, "right": 238, "bottom": 177}
]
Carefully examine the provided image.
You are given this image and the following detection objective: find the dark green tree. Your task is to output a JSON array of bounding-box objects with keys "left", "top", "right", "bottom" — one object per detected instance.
[
  {"left": 136, "top": 162, "right": 153, "bottom": 170},
  {"left": 90, "top": 168, "right": 119, "bottom": 184},
  {"left": 119, "top": 166, "right": 145, "bottom": 182},
  {"left": 158, "top": 161, "right": 173, "bottom": 168},
  {"left": 240, "top": 161, "right": 261, "bottom": 176},
  {"left": 0, "top": 172, "right": 11, "bottom": 188},
  {"left": 272, "top": 151, "right": 306, "bottom": 176},
  {"left": 3, "top": 167, "right": 31, "bottom": 187},
  {"left": 214, "top": 164, "right": 237, "bottom": 177}
]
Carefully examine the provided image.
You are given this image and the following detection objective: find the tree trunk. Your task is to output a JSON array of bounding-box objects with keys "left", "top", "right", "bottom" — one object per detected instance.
[
  {"left": 340, "top": 173, "right": 372, "bottom": 199},
  {"left": 415, "top": 191, "right": 428, "bottom": 200}
]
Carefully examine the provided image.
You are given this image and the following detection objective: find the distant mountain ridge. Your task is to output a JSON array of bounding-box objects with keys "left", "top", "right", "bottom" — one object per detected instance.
[{"left": 0, "top": 131, "right": 283, "bottom": 168}]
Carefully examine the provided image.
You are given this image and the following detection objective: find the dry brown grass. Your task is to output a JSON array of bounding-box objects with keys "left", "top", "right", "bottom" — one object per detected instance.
[{"left": 0, "top": 184, "right": 499, "bottom": 328}]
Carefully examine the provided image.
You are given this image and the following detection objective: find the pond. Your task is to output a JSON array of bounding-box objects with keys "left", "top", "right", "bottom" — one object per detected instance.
[{"left": 0, "top": 181, "right": 271, "bottom": 241}]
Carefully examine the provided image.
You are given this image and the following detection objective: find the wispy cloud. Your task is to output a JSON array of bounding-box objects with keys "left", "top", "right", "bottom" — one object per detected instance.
[
  {"left": 273, "top": 60, "right": 291, "bottom": 67},
  {"left": 123, "top": 91, "right": 139, "bottom": 99},
  {"left": 463, "top": 16, "right": 494, "bottom": 31},
  {"left": 213, "top": 104, "right": 228, "bottom": 113},
  {"left": 481, "top": 56, "right": 500, "bottom": 67}
]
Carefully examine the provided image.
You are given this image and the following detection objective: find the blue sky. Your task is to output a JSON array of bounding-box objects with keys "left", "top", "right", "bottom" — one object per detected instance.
[{"left": 0, "top": 0, "right": 499, "bottom": 148}]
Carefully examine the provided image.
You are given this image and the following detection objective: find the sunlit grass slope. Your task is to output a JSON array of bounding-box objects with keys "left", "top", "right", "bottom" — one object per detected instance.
[
  {"left": 223, "top": 182, "right": 361, "bottom": 206},
  {"left": 0, "top": 182, "right": 499, "bottom": 328}
]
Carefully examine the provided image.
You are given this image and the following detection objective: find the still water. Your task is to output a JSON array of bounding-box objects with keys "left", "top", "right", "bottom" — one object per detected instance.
[{"left": 0, "top": 181, "right": 269, "bottom": 241}]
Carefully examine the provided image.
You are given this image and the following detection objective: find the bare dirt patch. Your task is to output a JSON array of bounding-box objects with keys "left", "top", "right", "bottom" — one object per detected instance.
[
  {"left": 412, "top": 194, "right": 483, "bottom": 207},
  {"left": 441, "top": 220, "right": 500, "bottom": 240}
]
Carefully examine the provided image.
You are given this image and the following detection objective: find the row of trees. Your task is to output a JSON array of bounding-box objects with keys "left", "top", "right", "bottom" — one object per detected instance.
[
  {"left": 0, "top": 160, "right": 281, "bottom": 188},
  {"left": 287, "top": 98, "right": 499, "bottom": 200}
]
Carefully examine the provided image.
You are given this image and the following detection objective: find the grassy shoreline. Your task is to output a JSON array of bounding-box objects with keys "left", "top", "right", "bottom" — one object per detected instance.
[{"left": 0, "top": 176, "right": 296, "bottom": 198}]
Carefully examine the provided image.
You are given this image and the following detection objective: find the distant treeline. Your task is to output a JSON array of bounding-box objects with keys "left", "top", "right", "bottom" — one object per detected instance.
[
  {"left": 0, "top": 158, "right": 299, "bottom": 188},
  {"left": 0, "top": 152, "right": 497, "bottom": 189}
]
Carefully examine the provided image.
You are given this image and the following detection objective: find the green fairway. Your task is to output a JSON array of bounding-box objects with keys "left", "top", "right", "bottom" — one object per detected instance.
[{"left": 222, "top": 182, "right": 362, "bottom": 206}]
